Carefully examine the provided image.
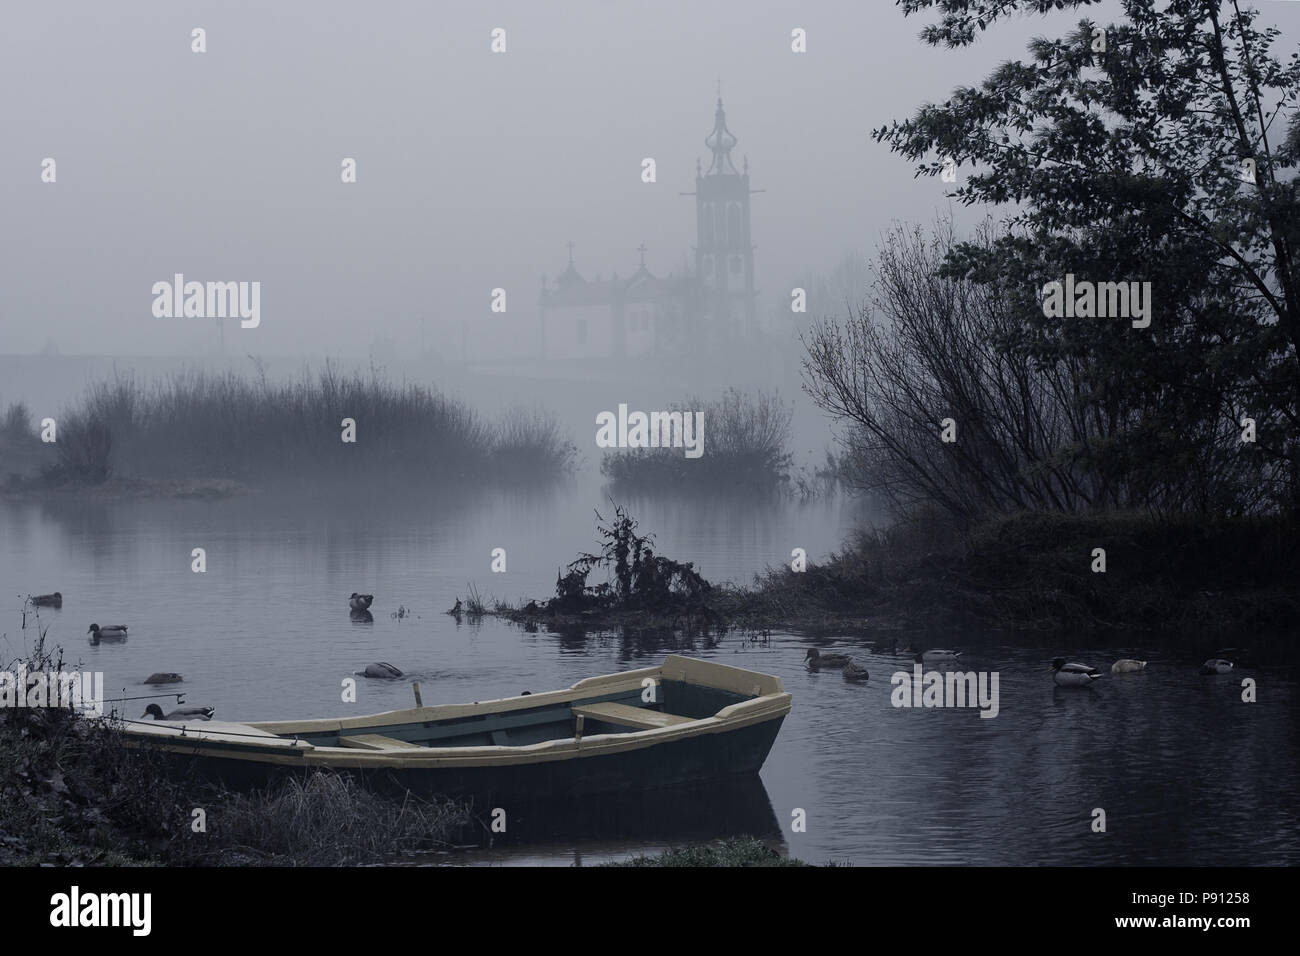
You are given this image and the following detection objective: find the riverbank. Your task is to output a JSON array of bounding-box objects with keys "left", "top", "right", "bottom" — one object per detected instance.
[
  {"left": 492, "top": 510, "right": 1300, "bottom": 635},
  {"left": 601, "top": 837, "right": 808, "bottom": 867},
  {"left": 0, "top": 476, "right": 250, "bottom": 501},
  {"left": 0, "top": 632, "right": 471, "bottom": 866}
]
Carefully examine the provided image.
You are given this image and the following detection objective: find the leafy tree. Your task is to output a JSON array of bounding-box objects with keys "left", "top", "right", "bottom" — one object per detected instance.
[{"left": 873, "top": 0, "right": 1300, "bottom": 510}]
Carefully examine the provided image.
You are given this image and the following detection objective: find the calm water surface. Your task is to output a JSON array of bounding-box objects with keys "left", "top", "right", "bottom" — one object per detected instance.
[{"left": 2, "top": 484, "right": 1296, "bottom": 866}]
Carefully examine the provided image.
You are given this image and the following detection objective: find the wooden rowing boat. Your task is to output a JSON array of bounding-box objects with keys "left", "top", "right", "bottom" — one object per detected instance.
[{"left": 118, "top": 655, "right": 790, "bottom": 803}]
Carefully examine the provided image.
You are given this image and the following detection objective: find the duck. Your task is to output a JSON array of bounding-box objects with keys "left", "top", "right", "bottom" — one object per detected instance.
[
  {"left": 1052, "top": 658, "right": 1102, "bottom": 686},
  {"left": 447, "top": 598, "right": 463, "bottom": 614},
  {"left": 349, "top": 593, "right": 374, "bottom": 612},
  {"left": 361, "top": 662, "right": 403, "bottom": 679},
  {"left": 804, "top": 648, "right": 854, "bottom": 669},
  {"left": 87, "top": 623, "right": 128, "bottom": 643},
  {"left": 141, "top": 703, "right": 214, "bottom": 721},
  {"left": 915, "top": 649, "right": 962, "bottom": 665},
  {"left": 842, "top": 660, "right": 870, "bottom": 682},
  {"left": 1111, "top": 659, "right": 1147, "bottom": 674},
  {"left": 142, "top": 672, "right": 183, "bottom": 685},
  {"left": 29, "top": 592, "right": 62, "bottom": 608},
  {"left": 1199, "top": 659, "right": 1234, "bottom": 675}
]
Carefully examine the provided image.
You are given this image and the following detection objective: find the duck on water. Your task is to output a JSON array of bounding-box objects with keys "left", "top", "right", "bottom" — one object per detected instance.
[
  {"left": 804, "top": 648, "right": 854, "bottom": 669},
  {"left": 914, "top": 649, "right": 962, "bottom": 665},
  {"left": 1200, "top": 659, "right": 1234, "bottom": 675},
  {"left": 1052, "top": 658, "right": 1102, "bottom": 686},
  {"left": 141, "top": 703, "right": 215, "bottom": 721},
  {"left": 359, "top": 662, "right": 403, "bottom": 679},
  {"left": 87, "top": 623, "right": 128, "bottom": 644}
]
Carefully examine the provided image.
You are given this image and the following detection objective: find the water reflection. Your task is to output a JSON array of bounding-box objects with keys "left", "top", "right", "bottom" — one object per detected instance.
[{"left": 1, "top": 490, "right": 1296, "bottom": 866}]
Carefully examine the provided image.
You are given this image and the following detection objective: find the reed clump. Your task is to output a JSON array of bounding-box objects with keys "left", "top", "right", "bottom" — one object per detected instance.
[
  {"left": 11, "top": 367, "right": 575, "bottom": 489},
  {"left": 600, "top": 388, "right": 793, "bottom": 493}
]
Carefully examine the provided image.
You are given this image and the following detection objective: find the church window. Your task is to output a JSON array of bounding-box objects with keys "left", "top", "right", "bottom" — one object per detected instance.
[{"left": 727, "top": 203, "right": 741, "bottom": 244}]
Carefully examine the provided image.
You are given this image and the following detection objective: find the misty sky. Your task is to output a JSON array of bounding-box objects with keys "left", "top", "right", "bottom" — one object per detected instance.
[{"left": 3, "top": 0, "right": 1297, "bottom": 358}]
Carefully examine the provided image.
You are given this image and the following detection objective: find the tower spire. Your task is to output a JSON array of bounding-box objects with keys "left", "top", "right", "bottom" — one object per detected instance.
[{"left": 704, "top": 96, "right": 738, "bottom": 175}]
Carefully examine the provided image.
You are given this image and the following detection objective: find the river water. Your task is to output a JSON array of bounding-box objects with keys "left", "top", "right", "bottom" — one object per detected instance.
[{"left": 2, "top": 477, "right": 1296, "bottom": 867}]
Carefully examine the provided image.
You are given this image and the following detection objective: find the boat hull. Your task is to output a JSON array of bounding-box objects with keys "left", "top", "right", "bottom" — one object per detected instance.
[{"left": 119, "top": 655, "right": 791, "bottom": 805}]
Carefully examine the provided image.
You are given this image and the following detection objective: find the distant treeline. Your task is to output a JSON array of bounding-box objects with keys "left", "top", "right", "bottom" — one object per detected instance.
[{"left": 1, "top": 366, "right": 576, "bottom": 487}]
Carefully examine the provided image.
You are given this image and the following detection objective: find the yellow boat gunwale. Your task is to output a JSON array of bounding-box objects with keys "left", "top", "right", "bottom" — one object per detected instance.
[{"left": 117, "top": 655, "right": 792, "bottom": 771}]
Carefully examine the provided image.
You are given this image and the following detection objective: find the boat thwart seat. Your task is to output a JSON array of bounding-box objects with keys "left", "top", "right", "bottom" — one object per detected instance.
[
  {"left": 337, "top": 733, "right": 427, "bottom": 750},
  {"left": 571, "top": 701, "right": 695, "bottom": 730}
]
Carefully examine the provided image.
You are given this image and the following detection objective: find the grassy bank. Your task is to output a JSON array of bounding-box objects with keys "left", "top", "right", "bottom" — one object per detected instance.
[
  {"left": 744, "top": 510, "right": 1300, "bottom": 633},
  {"left": 490, "top": 507, "right": 1300, "bottom": 635},
  {"left": 0, "top": 624, "right": 472, "bottom": 866},
  {"left": 1, "top": 367, "right": 576, "bottom": 492},
  {"left": 602, "top": 837, "right": 808, "bottom": 867}
]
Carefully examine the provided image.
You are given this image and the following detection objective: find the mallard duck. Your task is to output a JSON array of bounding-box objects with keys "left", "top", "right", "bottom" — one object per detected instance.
[
  {"left": 141, "top": 703, "right": 214, "bottom": 721},
  {"left": 804, "top": 648, "right": 853, "bottom": 669},
  {"left": 1111, "top": 659, "right": 1147, "bottom": 674},
  {"left": 30, "top": 592, "right": 62, "bottom": 608},
  {"left": 349, "top": 593, "right": 374, "bottom": 612},
  {"left": 842, "top": 660, "right": 870, "bottom": 682},
  {"left": 87, "top": 623, "right": 128, "bottom": 642},
  {"left": 143, "top": 672, "right": 183, "bottom": 685},
  {"left": 915, "top": 649, "right": 962, "bottom": 665},
  {"left": 1052, "top": 658, "right": 1101, "bottom": 686},
  {"left": 1200, "top": 659, "right": 1234, "bottom": 675},
  {"left": 361, "top": 662, "right": 403, "bottom": 679}
]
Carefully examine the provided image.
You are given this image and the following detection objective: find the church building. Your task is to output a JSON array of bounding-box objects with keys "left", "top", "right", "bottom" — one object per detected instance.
[{"left": 538, "top": 97, "right": 759, "bottom": 360}]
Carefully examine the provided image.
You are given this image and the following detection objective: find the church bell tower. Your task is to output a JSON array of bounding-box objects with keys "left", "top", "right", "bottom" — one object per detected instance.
[{"left": 694, "top": 97, "right": 757, "bottom": 333}]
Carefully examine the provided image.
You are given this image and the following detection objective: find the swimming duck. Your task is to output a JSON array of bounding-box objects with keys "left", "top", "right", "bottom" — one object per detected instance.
[
  {"left": 1052, "top": 658, "right": 1101, "bottom": 686},
  {"left": 1199, "top": 659, "right": 1234, "bottom": 675},
  {"left": 143, "top": 672, "right": 183, "bottom": 685},
  {"left": 361, "top": 662, "right": 403, "bottom": 679},
  {"left": 87, "top": 623, "right": 128, "bottom": 643},
  {"left": 141, "top": 703, "right": 214, "bottom": 721},
  {"left": 349, "top": 593, "right": 374, "bottom": 612},
  {"left": 915, "top": 649, "right": 962, "bottom": 665},
  {"left": 804, "top": 648, "right": 854, "bottom": 669},
  {"left": 30, "top": 592, "right": 62, "bottom": 608},
  {"left": 1111, "top": 659, "right": 1147, "bottom": 674},
  {"left": 842, "top": 661, "right": 870, "bottom": 682}
]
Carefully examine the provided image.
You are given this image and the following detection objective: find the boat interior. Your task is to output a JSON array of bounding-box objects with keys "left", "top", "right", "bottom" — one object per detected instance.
[{"left": 246, "top": 656, "right": 783, "bottom": 751}]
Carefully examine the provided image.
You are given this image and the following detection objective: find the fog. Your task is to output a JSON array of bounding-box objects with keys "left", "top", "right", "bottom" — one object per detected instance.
[{"left": 0, "top": 0, "right": 1106, "bottom": 360}]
